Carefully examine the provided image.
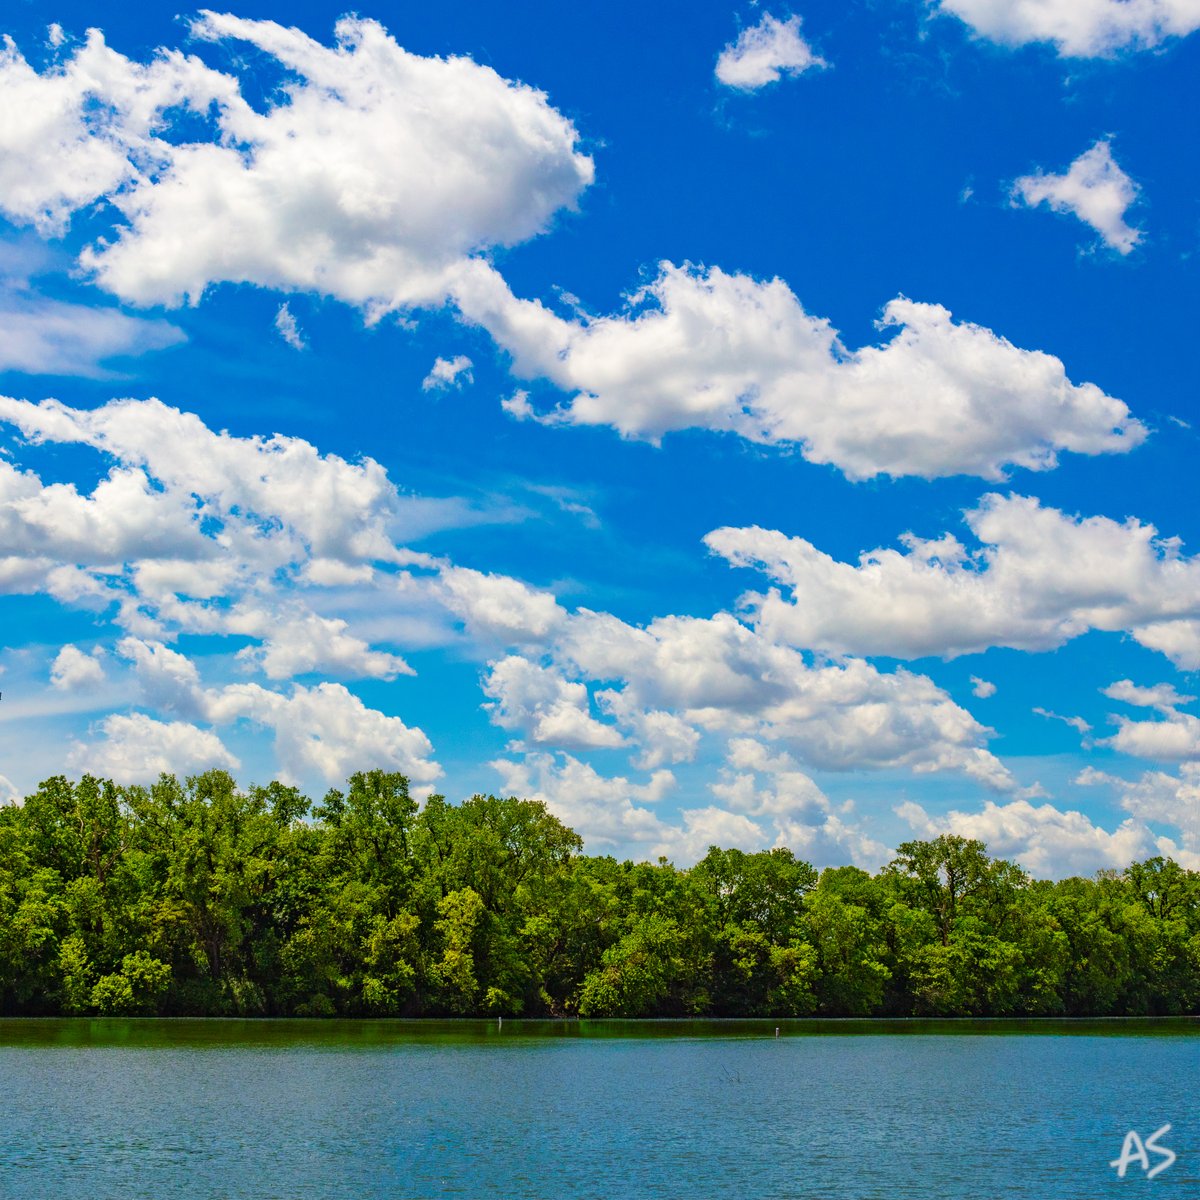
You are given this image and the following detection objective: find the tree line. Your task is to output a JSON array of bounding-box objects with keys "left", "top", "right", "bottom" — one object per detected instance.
[{"left": 1, "top": 769, "right": 1197, "bottom": 1018}]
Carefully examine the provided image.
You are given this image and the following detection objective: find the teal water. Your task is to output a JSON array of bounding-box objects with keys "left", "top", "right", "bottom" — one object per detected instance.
[{"left": 1, "top": 1018, "right": 1197, "bottom": 1198}]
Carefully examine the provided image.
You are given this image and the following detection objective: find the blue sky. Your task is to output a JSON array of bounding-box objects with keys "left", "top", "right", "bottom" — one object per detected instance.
[{"left": 0, "top": 0, "right": 1198, "bottom": 874}]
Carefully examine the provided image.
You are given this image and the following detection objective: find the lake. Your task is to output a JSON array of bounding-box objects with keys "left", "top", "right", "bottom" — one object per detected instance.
[{"left": 0, "top": 1018, "right": 1196, "bottom": 1198}]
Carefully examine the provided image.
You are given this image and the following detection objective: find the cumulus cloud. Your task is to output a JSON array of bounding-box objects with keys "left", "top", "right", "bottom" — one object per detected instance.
[
  {"left": 1103, "top": 678, "right": 1194, "bottom": 713},
  {"left": 1013, "top": 141, "right": 1142, "bottom": 254},
  {"left": 707, "top": 493, "right": 1200, "bottom": 665},
  {"left": 1086, "top": 678, "right": 1200, "bottom": 761},
  {"left": 715, "top": 13, "right": 826, "bottom": 90},
  {"left": 501, "top": 390, "right": 535, "bottom": 421},
  {"left": 1132, "top": 621, "right": 1200, "bottom": 671},
  {"left": 0, "top": 455, "right": 206, "bottom": 573},
  {"left": 422, "top": 355, "right": 473, "bottom": 391},
  {"left": 0, "top": 391, "right": 1015, "bottom": 843},
  {"left": 483, "top": 656, "right": 625, "bottom": 750},
  {"left": 0, "top": 15, "right": 593, "bottom": 315},
  {"left": 116, "top": 637, "right": 206, "bottom": 717},
  {"left": 0, "top": 397, "right": 477, "bottom": 801},
  {"left": 1107, "top": 763, "right": 1200, "bottom": 829},
  {"left": 0, "top": 395, "right": 475, "bottom": 714},
  {"left": 491, "top": 738, "right": 889, "bottom": 867},
  {"left": 970, "top": 676, "right": 997, "bottom": 699},
  {"left": 1105, "top": 713, "right": 1200, "bottom": 760},
  {"left": 551, "top": 609, "right": 1014, "bottom": 790},
  {"left": 234, "top": 613, "right": 413, "bottom": 681},
  {"left": 85, "top": 636, "right": 441, "bottom": 791},
  {"left": 1078, "top": 764, "right": 1200, "bottom": 867},
  {"left": 0, "top": 17, "right": 1146, "bottom": 499},
  {"left": 712, "top": 738, "right": 889, "bottom": 868},
  {"left": 439, "top": 560, "right": 1013, "bottom": 796},
  {"left": 934, "top": 0, "right": 1200, "bottom": 57},
  {"left": 436, "top": 565, "right": 567, "bottom": 645},
  {"left": 595, "top": 689, "right": 700, "bottom": 769},
  {"left": 489, "top": 749, "right": 681, "bottom": 857},
  {"left": 455, "top": 260, "right": 1143, "bottom": 481},
  {"left": 0, "top": 394, "right": 450, "bottom": 573},
  {"left": 0, "top": 28, "right": 230, "bottom": 237},
  {"left": 50, "top": 644, "right": 106, "bottom": 691},
  {"left": 69, "top": 712, "right": 240, "bottom": 782},
  {"left": 896, "top": 797, "right": 1151, "bottom": 876},
  {"left": 207, "top": 681, "right": 441, "bottom": 790},
  {"left": 660, "top": 806, "right": 774, "bottom": 866}
]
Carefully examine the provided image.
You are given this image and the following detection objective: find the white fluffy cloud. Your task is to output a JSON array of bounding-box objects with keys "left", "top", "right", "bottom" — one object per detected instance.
[
  {"left": 0, "top": 15, "right": 593, "bottom": 315},
  {"left": 1109, "top": 763, "right": 1200, "bottom": 829},
  {"left": 208, "top": 681, "right": 441, "bottom": 790},
  {"left": 0, "top": 458, "right": 205, "bottom": 574},
  {"left": 436, "top": 565, "right": 567, "bottom": 645},
  {"left": 1103, "top": 678, "right": 1194, "bottom": 712},
  {"left": 1107, "top": 713, "right": 1200, "bottom": 760},
  {"left": 0, "top": 394, "right": 463, "bottom": 708},
  {"left": 234, "top": 613, "right": 414, "bottom": 682},
  {"left": 0, "top": 18, "right": 1147, "bottom": 496},
  {"left": 422, "top": 355, "right": 473, "bottom": 392},
  {"left": 971, "top": 676, "right": 997, "bottom": 699},
  {"left": 455, "top": 260, "right": 1143, "bottom": 481},
  {"left": 1101, "top": 682, "right": 1200, "bottom": 760},
  {"left": 69, "top": 712, "right": 240, "bottom": 782},
  {"left": 0, "top": 391, "right": 1014, "bottom": 839},
  {"left": 117, "top": 637, "right": 206, "bottom": 717},
  {"left": 548, "top": 609, "right": 1014, "bottom": 789},
  {"left": 50, "top": 644, "right": 106, "bottom": 691},
  {"left": 491, "top": 750, "right": 678, "bottom": 856},
  {"left": 274, "top": 304, "right": 306, "bottom": 351},
  {"left": 1013, "top": 141, "right": 1142, "bottom": 254},
  {"left": 1132, "top": 621, "right": 1200, "bottom": 671},
  {"left": 935, "top": 0, "right": 1200, "bottom": 56},
  {"left": 482, "top": 656, "right": 625, "bottom": 750},
  {"left": 0, "top": 28, "right": 231, "bottom": 236},
  {"left": 595, "top": 689, "right": 701, "bottom": 769},
  {"left": 491, "top": 737, "right": 890, "bottom": 867},
  {"left": 715, "top": 13, "right": 826, "bottom": 90},
  {"left": 431, "top": 549, "right": 1015, "bottom": 802},
  {"left": 712, "top": 738, "right": 890, "bottom": 868},
  {"left": 897, "top": 797, "right": 1151, "bottom": 875},
  {"left": 659, "top": 806, "right": 776, "bottom": 866},
  {"left": 79, "top": 635, "right": 441, "bottom": 790},
  {"left": 707, "top": 493, "right": 1200, "bottom": 664},
  {"left": 0, "top": 395, "right": 418, "bottom": 566},
  {"left": 1078, "top": 764, "right": 1200, "bottom": 867}
]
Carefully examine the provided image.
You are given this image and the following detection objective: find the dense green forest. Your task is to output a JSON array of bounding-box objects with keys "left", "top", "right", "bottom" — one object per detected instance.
[{"left": 1, "top": 769, "right": 1198, "bottom": 1019}]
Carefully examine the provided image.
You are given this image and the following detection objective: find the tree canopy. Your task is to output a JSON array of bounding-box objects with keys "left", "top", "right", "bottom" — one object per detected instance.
[{"left": 1, "top": 770, "right": 1198, "bottom": 1018}]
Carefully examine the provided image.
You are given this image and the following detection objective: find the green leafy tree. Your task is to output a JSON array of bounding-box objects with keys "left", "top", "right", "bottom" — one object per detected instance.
[
  {"left": 804, "top": 887, "right": 890, "bottom": 1015},
  {"left": 3, "top": 770, "right": 1200, "bottom": 1019}
]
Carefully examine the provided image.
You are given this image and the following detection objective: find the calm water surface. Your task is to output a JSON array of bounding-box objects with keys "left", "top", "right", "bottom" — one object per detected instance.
[{"left": 0, "top": 1018, "right": 1197, "bottom": 1198}]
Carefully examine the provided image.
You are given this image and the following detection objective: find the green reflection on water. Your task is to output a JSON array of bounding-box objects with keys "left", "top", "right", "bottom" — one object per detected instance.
[{"left": 1, "top": 1015, "right": 1198, "bottom": 1049}]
